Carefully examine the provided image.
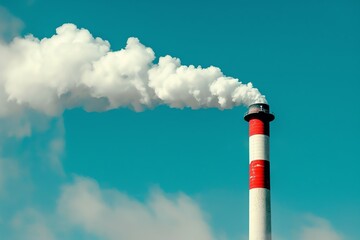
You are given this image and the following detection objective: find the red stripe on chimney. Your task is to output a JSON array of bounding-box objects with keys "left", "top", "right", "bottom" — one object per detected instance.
[
  {"left": 249, "top": 160, "right": 270, "bottom": 189},
  {"left": 249, "top": 118, "right": 269, "bottom": 136}
]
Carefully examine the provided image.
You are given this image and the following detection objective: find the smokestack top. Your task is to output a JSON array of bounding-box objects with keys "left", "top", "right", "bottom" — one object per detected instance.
[{"left": 244, "top": 103, "right": 275, "bottom": 122}]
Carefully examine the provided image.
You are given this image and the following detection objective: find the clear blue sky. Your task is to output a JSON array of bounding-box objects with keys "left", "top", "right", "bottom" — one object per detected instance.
[{"left": 0, "top": 0, "right": 359, "bottom": 239}]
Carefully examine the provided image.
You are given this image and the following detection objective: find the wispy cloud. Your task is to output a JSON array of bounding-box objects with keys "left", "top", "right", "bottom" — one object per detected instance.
[
  {"left": 41, "top": 118, "right": 65, "bottom": 175},
  {"left": 0, "top": 156, "right": 21, "bottom": 195},
  {"left": 298, "top": 214, "right": 344, "bottom": 240},
  {"left": 57, "top": 176, "right": 218, "bottom": 240},
  {"left": 0, "top": 6, "right": 23, "bottom": 42},
  {"left": 2, "top": 175, "right": 350, "bottom": 240},
  {"left": 11, "top": 208, "right": 56, "bottom": 240}
]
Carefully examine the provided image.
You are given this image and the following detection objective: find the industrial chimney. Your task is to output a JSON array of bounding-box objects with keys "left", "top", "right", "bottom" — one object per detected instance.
[{"left": 244, "top": 103, "right": 275, "bottom": 240}]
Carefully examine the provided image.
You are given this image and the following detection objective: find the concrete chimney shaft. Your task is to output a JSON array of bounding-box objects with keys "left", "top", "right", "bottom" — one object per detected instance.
[{"left": 244, "top": 103, "right": 275, "bottom": 240}]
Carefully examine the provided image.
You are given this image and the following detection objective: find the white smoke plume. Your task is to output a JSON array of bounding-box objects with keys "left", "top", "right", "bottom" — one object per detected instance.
[{"left": 0, "top": 23, "right": 266, "bottom": 119}]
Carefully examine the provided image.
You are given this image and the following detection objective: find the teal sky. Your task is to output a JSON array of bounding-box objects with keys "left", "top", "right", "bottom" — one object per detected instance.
[{"left": 0, "top": 0, "right": 359, "bottom": 239}]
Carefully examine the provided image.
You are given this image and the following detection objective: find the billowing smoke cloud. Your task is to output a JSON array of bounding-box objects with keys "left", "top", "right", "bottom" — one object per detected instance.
[{"left": 0, "top": 23, "right": 266, "bottom": 120}]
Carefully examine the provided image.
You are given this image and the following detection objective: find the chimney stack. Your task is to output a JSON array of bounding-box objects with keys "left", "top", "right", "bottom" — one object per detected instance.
[{"left": 244, "top": 103, "right": 275, "bottom": 240}]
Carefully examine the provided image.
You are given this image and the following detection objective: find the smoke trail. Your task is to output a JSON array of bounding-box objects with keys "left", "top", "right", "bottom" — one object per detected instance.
[{"left": 0, "top": 23, "right": 266, "bottom": 119}]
